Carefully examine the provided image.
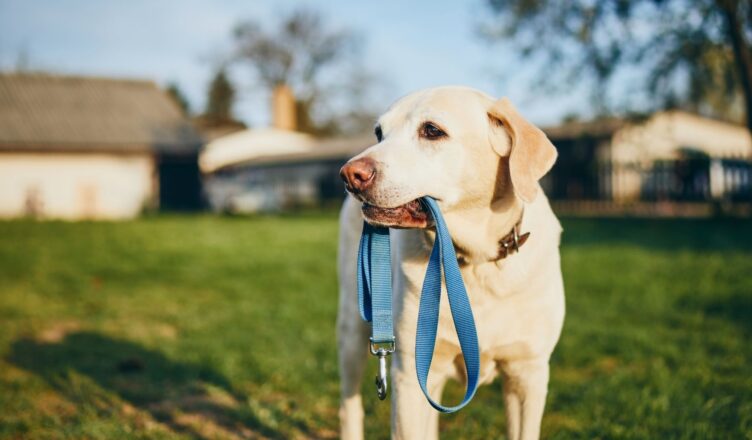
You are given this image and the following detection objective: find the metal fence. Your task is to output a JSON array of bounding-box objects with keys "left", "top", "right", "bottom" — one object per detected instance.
[
  {"left": 545, "top": 156, "right": 752, "bottom": 203},
  {"left": 545, "top": 156, "right": 752, "bottom": 216}
]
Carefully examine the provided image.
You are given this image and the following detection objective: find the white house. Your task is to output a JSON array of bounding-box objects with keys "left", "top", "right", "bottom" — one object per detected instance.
[
  {"left": 200, "top": 128, "right": 371, "bottom": 212},
  {"left": 200, "top": 85, "right": 371, "bottom": 212},
  {"left": 0, "top": 73, "right": 203, "bottom": 219},
  {"left": 544, "top": 111, "right": 752, "bottom": 202}
]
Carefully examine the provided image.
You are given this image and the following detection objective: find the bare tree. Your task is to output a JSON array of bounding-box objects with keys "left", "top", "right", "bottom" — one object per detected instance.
[
  {"left": 232, "top": 8, "right": 381, "bottom": 136},
  {"left": 482, "top": 0, "right": 752, "bottom": 131}
]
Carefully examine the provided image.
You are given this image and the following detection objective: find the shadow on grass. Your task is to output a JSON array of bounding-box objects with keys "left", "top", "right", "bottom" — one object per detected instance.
[
  {"left": 560, "top": 217, "right": 752, "bottom": 252},
  {"left": 678, "top": 293, "right": 752, "bottom": 335},
  {"left": 6, "top": 331, "right": 306, "bottom": 439}
]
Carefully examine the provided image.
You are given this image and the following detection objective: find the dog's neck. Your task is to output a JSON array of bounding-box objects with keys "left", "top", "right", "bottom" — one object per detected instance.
[{"left": 439, "top": 193, "right": 528, "bottom": 265}]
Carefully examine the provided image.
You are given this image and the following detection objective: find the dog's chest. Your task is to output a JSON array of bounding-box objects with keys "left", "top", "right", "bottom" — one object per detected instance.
[
  {"left": 394, "top": 227, "right": 554, "bottom": 352},
  {"left": 398, "top": 255, "right": 537, "bottom": 348},
  {"left": 414, "top": 265, "right": 540, "bottom": 385}
]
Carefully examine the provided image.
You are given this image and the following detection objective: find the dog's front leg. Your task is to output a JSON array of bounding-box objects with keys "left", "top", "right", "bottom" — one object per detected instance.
[
  {"left": 337, "top": 282, "right": 371, "bottom": 440},
  {"left": 501, "top": 358, "right": 550, "bottom": 440},
  {"left": 390, "top": 350, "right": 446, "bottom": 440},
  {"left": 337, "top": 313, "right": 369, "bottom": 440}
]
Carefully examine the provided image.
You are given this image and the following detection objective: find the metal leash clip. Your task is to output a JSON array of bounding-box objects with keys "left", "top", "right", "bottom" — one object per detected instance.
[{"left": 369, "top": 337, "right": 395, "bottom": 400}]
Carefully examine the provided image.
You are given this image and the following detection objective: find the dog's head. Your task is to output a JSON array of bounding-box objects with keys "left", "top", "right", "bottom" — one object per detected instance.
[{"left": 340, "top": 86, "right": 557, "bottom": 228}]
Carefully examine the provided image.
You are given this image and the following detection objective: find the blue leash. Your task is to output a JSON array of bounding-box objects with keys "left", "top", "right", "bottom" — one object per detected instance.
[{"left": 356, "top": 197, "right": 480, "bottom": 413}]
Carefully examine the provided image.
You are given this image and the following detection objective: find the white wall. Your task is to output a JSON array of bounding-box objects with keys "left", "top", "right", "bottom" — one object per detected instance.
[
  {"left": 610, "top": 112, "right": 752, "bottom": 164},
  {"left": 606, "top": 112, "right": 752, "bottom": 200},
  {"left": 0, "top": 152, "right": 156, "bottom": 219}
]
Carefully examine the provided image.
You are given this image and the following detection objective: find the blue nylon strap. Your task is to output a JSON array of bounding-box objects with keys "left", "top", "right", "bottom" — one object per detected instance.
[
  {"left": 356, "top": 223, "right": 394, "bottom": 344},
  {"left": 356, "top": 197, "right": 480, "bottom": 413},
  {"left": 415, "top": 197, "right": 480, "bottom": 412}
]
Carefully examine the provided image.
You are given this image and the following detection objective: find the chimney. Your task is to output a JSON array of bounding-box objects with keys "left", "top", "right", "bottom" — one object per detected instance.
[{"left": 271, "top": 84, "right": 297, "bottom": 131}]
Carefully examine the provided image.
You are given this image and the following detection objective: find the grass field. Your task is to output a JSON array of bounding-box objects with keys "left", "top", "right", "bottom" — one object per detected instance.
[{"left": 0, "top": 213, "right": 751, "bottom": 439}]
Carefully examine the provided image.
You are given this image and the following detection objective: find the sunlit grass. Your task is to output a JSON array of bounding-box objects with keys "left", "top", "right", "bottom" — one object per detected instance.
[{"left": 0, "top": 214, "right": 750, "bottom": 439}]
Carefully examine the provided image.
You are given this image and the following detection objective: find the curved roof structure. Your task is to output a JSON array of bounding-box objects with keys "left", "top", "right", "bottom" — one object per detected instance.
[
  {"left": 199, "top": 127, "right": 319, "bottom": 173},
  {"left": 200, "top": 127, "right": 372, "bottom": 173}
]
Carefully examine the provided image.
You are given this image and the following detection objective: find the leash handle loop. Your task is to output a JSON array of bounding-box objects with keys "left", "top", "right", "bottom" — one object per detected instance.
[
  {"left": 414, "top": 197, "right": 480, "bottom": 413},
  {"left": 356, "top": 197, "right": 481, "bottom": 412}
]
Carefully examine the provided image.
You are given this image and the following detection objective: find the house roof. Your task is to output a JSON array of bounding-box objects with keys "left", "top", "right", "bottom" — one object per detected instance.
[
  {"left": 543, "top": 117, "right": 627, "bottom": 140},
  {"left": 542, "top": 110, "right": 749, "bottom": 142},
  {"left": 191, "top": 116, "right": 247, "bottom": 142},
  {"left": 0, "top": 72, "right": 202, "bottom": 153}
]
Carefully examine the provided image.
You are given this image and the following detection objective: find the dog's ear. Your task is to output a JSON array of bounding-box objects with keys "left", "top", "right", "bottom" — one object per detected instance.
[{"left": 487, "top": 98, "right": 557, "bottom": 203}]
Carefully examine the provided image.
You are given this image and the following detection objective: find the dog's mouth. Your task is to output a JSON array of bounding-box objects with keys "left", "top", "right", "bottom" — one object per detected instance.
[{"left": 362, "top": 199, "right": 432, "bottom": 229}]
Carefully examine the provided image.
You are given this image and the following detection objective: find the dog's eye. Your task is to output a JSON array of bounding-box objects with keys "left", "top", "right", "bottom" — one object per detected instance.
[
  {"left": 420, "top": 122, "right": 447, "bottom": 140},
  {"left": 374, "top": 125, "right": 383, "bottom": 142}
]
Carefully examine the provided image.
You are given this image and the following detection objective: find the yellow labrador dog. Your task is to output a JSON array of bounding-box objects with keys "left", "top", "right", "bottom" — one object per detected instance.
[{"left": 337, "top": 86, "right": 564, "bottom": 440}]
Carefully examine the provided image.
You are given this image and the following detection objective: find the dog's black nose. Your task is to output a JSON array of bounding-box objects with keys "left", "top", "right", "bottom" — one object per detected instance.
[{"left": 340, "top": 157, "right": 376, "bottom": 193}]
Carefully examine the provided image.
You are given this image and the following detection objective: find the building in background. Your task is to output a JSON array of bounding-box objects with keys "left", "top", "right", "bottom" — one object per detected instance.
[
  {"left": 200, "top": 85, "right": 371, "bottom": 213},
  {"left": 0, "top": 73, "right": 203, "bottom": 219},
  {"left": 191, "top": 116, "right": 247, "bottom": 143},
  {"left": 545, "top": 111, "right": 752, "bottom": 204}
]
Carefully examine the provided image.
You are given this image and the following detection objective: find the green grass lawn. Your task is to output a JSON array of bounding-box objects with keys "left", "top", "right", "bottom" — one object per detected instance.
[{"left": 0, "top": 213, "right": 750, "bottom": 439}]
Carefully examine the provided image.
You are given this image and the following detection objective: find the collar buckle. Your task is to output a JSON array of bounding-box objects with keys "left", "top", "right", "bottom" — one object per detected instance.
[{"left": 497, "top": 223, "right": 530, "bottom": 260}]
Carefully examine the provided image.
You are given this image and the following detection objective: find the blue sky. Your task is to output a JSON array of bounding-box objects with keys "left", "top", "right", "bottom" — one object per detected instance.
[{"left": 0, "top": 0, "right": 593, "bottom": 127}]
